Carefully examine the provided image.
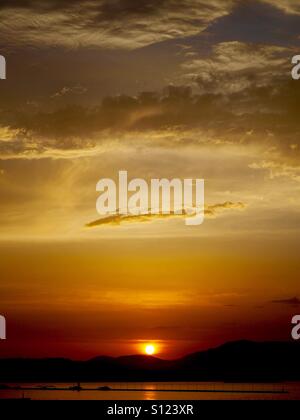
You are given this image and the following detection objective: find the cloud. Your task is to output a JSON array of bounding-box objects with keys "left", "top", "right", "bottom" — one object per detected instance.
[
  {"left": 181, "top": 41, "right": 293, "bottom": 94},
  {"left": 85, "top": 201, "right": 247, "bottom": 228},
  {"left": 0, "top": 0, "right": 235, "bottom": 50},
  {"left": 272, "top": 297, "right": 300, "bottom": 305},
  {"left": 0, "top": 2, "right": 299, "bottom": 161},
  {"left": 51, "top": 85, "right": 87, "bottom": 98},
  {"left": 205, "top": 201, "right": 247, "bottom": 217},
  {"left": 1, "top": 75, "right": 300, "bottom": 160},
  {"left": 249, "top": 160, "right": 300, "bottom": 182},
  {"left": 264, "top": 0, "right": 300, "bottom": 14},
  {"left": 1, "top": 1, "right": 300, "bottom": 51}
]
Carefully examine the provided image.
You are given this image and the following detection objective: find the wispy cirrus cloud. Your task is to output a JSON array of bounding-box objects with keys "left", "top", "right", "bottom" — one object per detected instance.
[
  {"left": 181, "top": 41, "right": 293, "bottom": 94},
  {"left": 249, "top": 160, "right": 300, "bottom": 182},
  {"left": 85, "top": 201, "right": 247, "bottom": 228},
  {"left": 265, "top": 0, "right": 300, "bottom": 14},
  {"left": 51, "top": 85, "right": 87, "bottom": 99},
  {"left": 1, "top": 0, "right": 300, "bottom": 51}
]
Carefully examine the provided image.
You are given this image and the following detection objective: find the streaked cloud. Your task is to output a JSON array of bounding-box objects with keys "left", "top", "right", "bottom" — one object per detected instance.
[
  {"left": 0, "top": 0, "right": 235, "bottom": 50},
  {"left": 86, "top": 201, "right": 247, "bottom": 228},
  {"left": 265, "top": 0, "right": 300, "bottom": 14}
]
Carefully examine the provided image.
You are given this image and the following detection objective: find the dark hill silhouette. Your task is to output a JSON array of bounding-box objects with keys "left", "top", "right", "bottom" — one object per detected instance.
[
  {"left": 1, "top": 340, "right": 300, "bottom": 382},
  {"left": 178, "top": 340, "right": 300, "bottom": 381},
  {"left": 116, "top": 355, "right": 172, "bottom": 370}
]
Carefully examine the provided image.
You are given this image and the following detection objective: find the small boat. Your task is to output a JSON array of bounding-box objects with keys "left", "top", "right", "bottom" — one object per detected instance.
[
  {"left": 98, "top": 386, "right": 111, "bottom": 391},
  {"left": 69, "top": 382, "right": 83, "bottom": 391}
]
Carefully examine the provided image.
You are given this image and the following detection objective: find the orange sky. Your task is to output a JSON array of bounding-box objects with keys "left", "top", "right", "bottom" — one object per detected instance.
[
  {"left": 1, "top": 0, "right": 300, "bottom": 359},
  {"left": 0, "top": 236, "right": 299, "bottom": 359}
]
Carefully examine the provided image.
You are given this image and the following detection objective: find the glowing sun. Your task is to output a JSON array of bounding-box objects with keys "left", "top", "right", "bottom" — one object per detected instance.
[{"left": 145, "top": 344, "right": 156, "bottom": 355}]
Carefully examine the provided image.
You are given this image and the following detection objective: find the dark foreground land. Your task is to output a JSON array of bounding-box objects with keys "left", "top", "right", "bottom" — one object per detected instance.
[{"left": 1, "top": 340, "right": 300, "bottom": 383}]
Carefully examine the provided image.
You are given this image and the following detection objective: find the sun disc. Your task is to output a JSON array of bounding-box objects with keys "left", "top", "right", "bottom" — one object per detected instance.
[{"left": 145, "top": 344, "right": 155, "bottom": 355}]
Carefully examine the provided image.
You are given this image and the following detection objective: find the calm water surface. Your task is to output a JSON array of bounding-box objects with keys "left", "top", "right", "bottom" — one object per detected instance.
[{"left": 1, "top": 382, "right": 300, "bottom": 400}]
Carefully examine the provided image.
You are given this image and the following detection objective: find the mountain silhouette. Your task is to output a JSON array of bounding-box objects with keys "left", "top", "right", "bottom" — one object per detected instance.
[{"left": 1, "top": 340, "right": 300, "bottom": 382}]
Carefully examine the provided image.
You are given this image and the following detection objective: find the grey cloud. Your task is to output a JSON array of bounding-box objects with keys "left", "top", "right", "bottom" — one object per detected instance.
[
  {"left": 1, "top": 0, "right": 300, "bottom": 52},
  {"left": 181, "top": 41, "right": 293, "bottom": 94},
  {"left": 0, "top": 0, "right": 235, "bottom": 50},
  {"left": 0, "top": 77, "right": 300, "bottom": 159}
]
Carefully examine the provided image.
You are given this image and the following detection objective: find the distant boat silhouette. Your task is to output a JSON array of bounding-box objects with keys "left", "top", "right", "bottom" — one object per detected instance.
[{"left": 69, "top": 382, "right": 82, "bottom": 391}]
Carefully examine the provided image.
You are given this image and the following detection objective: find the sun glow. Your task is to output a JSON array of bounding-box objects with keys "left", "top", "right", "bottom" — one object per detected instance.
[{"left": 145, "top": 344, "right": 156, "bottom": 355}]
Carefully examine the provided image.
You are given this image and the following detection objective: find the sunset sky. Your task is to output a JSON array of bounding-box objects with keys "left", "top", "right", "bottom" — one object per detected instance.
[{"left": 0, "top": 0, "right": 300, "bottom": 359}]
